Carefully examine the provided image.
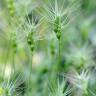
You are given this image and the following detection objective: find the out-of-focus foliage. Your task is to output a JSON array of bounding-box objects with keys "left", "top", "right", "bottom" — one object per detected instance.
[{"left": 0, "top": 0, "right": 96, "bottom": 96}]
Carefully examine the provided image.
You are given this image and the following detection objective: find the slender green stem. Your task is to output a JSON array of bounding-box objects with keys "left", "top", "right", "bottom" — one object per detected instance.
[
  {"left": 59, "top": 39, "right": 61, "bottom": 60},
  {"left": 12, "top": 53, "right": 15, "bottom": 74},
  {"left": 29, "top": 52, "right": 33, "bottom": 79},
  {"left": 3, "top": 38, "right": 11, "bottom": 77},
  {"left": 58, "top": 39, "right": 61, "bottom": 69},
  {"left": 56, "top": 39, "right": 61, "bottom": 71},
  {"left": 28, "top": 51, "right": 33, "bottom": 91}
]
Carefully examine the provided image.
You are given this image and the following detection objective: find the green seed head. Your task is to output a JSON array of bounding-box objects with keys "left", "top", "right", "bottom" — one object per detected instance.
[
  {"left": 7, "top": 0, "right": 15, "bottom": 17},
  {"left": 11, "top": 32, "right": 17, "bottom": 53},
  {"left": 50, "top": 41, "right": 55, "bottom": 55},
  {"left": 27, "top": 31, "right": 35, "bottom": 52},
  {"left": 54, "top": 16, "right": 62, "bottom": 40}
]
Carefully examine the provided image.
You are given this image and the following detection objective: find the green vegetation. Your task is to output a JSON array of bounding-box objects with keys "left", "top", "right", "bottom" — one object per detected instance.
[{"left": 0, "top": 0, "right": 96, "bottom": 95}]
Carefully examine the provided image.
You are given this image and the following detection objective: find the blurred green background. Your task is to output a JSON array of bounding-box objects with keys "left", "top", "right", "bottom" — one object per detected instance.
[{"left": 0, "top": 0, "right": 96, "bottom": 96}]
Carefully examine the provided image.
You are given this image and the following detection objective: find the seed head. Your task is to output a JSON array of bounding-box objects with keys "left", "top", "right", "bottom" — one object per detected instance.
[
  {"left": 11, "top": 32, "right": 17, "bottom": 54},
  {"left": 65, "top": 44, "right": 94, "bottom": 68},
  {"left": 49, "top": 79, "right": 72, "bottom": 96},
  {"left": 42, "top": 0, "right": 80, "bottom": 40},
  {"left": 7, "top": 0, "right": 15, "bottom": 17},
  {"left": 69, "top": 70, "right": 90, "bottom": 94},
  {"left": 27, "top": 31, "right": 35, "bottom": 52}
]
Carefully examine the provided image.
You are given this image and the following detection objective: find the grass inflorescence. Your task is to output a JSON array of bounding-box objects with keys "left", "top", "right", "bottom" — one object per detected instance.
[{"left": 0, "top": 0, "right": 96, "bottom": 96}]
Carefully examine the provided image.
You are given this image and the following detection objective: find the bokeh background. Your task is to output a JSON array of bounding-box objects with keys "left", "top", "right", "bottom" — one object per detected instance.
[{"left": 0, "top": 0, "right": 96, "bottom": 96}]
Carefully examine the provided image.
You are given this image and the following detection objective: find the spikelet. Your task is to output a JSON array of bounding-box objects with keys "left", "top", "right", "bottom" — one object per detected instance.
[
  {"left": 10, "top": 32, "right": 17, "bottom": 54},
  {"left": 0, "top": 73, "right": 26, "bottom": 96},
  {"left": 42, "top": 0, "right": 80, "bottom": 40},
  {"left": 49, "top": 78, "right": 72, "bottom": 96},
  {"left": 65, "top": 44, "right": 94, "bottom": 69},
  {"left": 27, "top": 29, "right": 35, "bottom": 52},
  {"left": 7, "top": 0, "right": 15, "bottom": 17}
]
